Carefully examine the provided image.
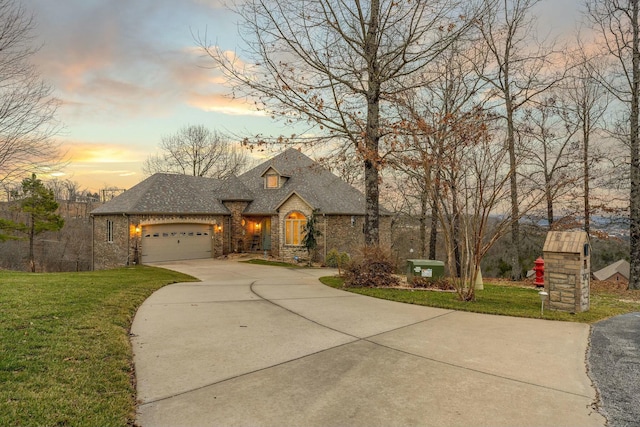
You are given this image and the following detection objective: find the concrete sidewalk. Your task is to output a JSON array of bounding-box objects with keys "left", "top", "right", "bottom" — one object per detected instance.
[{"left": 131, "top": 259, "right": 605, "bottom": 426}]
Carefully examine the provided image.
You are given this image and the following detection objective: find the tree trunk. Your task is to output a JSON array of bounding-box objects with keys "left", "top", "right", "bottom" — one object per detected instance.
[
  {"left": 419, "top": 191, "right": 428, "bottom": 258},
  {"left": 630, "top": 0, "right": 640, "bottom": 290},
  {"left": 429, "top": 198, "right": 438, "bottom": 259},
  {"left": 451, "top": 185, "right": 462, "bottom": 277},
  {"left": 583, "top": 117, "right": 591, "bottom": 236},
  {"left": 363, "top": 0, "right": 381, "bottom": 246},
  {"left": 505, "top": 94, "right": 521, "bottom": 280},
  {"left": 29, "top": 214, "right": 35, "bottom": 273},
  {"left": 546, "top": 177, "right": 554, "bottom": 227}
]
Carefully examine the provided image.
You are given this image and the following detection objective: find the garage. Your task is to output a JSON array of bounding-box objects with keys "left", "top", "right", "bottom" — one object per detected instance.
[{"left": 141, "top": 223, "right": 213, "bottom": 263}]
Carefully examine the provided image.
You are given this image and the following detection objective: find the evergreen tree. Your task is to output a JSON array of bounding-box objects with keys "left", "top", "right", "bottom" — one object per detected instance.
[
  {"left": 0, "top": 218, "right": 22, "bottom": 241},
  {"left": 302, "top": 209, "right": 322, "bottom": 265},
  {"left": 19, "top": 174, "right": 64, "bottom": 272}
]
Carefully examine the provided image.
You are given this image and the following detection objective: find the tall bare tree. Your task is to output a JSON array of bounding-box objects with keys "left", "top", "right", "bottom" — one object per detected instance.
[
  {"left": 564, "top": 47, "right": 610, "bottom": 235},
  {"left": 199, "top": 0, "right": 484, "bottom": 245},
  {"left": 0, "top": 0, "right": 61, "bottom": 186},
  {"left": 142, "top": 125, "right": 249, "bottom": 179},
  {"left": 476, "top": 0, "right": 560, "bottom": 279},
  {"left": 587, "top": 0, "right": 640, "bottom": 289},
  {"left": 518, "top": 96, "right": 581, "bottom": 227}
]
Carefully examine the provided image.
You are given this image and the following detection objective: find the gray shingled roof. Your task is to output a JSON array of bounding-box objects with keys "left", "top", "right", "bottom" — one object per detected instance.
[
  {"left": 91, "top": 173, "right": 229, "bottom": 215},
  {"left": 238, "top": 148, "right": 369, "bottom": 215},
  {"left": 215, "top": 174, "right": 254, "bottom": 201},
  {"left": 91, "top": 148, "right": 383, "bottom": 216},
  {"left": 592, "top": 259, "right": 630, "bottom": 281}
]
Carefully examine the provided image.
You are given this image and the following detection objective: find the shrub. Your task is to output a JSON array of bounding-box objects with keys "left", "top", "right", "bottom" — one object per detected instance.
[
  {"left": 412, "top": 277, "right": 456, "bottom": 291},
  {"left": 344, "top": 245, "right": 399, "bottom": 288},
  {"left": 326, "top": 248, "right": 350, "bottom": 269}
]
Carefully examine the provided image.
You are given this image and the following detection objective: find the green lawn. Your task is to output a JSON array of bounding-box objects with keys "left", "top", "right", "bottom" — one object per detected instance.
[
  {"left": 0, "top": 266, "right": 197, "bottom": 427},
  {"left": 320, "top": 276, "right": 640, "bottom": 323}
]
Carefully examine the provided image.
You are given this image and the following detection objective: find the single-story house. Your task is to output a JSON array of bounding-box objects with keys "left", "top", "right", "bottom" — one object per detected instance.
[
  {"left": 90, "top": 148, "right": 391, "bottom": 269},
  {"left": 592, "top": 259, "right": 630, "bottom": 284}
]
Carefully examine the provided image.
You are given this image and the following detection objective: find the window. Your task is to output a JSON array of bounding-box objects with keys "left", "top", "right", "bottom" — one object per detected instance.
[
  {"left": 266, "top": 174, "right": 279, "bottom": 189},
  {"left": 285, "top": 212, "right": 306, "bottom": 246},
  {"left": 107, "top": 220, "right": 114, "bottom": 243}
]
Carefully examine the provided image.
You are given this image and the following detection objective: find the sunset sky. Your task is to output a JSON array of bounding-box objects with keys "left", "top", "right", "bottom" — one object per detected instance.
[{"left": 23, "top": 0, "right": 584, "bottom": 193}]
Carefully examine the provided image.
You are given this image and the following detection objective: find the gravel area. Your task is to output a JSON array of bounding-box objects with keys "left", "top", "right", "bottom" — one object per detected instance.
[{"left": 588, "top": 312, "right": 640, "bottom": 427}]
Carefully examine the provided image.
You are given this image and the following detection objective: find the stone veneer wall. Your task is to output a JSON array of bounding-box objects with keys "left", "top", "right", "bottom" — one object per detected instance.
[
  {"left": 270, "top": 214, "right": 280, "bottom": 258},
  {"left": 379, "top": 215, "right": 392, "bottom": 251},
  {"left": 92, "top": 214, "right": 131, "bottom": 270},
  {"left": 223, "top": 201, "right": 250, "bottom": 253},
  {"left": 323, "top": 215, "right": 364, "bottom": 258},
  {"left": 322, "top": 215, "right": 393, "bottom": 260},
  {"left": 544, "top": 251, "right": 590, "bottom": 313},
  {"left": 278, "top": 194, "right": 312, "bottom": 261}
]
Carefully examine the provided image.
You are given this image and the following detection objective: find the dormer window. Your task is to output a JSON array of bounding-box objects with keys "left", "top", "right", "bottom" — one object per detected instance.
[{"left": 265, "top": 173, "right": 279, "bottom": 189}]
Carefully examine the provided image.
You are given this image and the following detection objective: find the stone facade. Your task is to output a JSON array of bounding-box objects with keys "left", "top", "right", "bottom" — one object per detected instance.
[
  {"left": 543, "top": 231, "right": 590, "bottom": 313},
  {"left": 321, "top": 214, "right": 392, "bottom": 259},
  {"left": 222, "top": 201, "right": 250, "bottom": 253},
  {"left": 92, "top": 214, "right": 131, "bottom": 270},
  {"left": 269, "top": 214, "right": 280, "bottom": 258},
  {"left": 92, "top": 205, "right": 394, "bottom": 269},
  {"left": 278, "top": 194, "right": 313, "bottom": 261}
]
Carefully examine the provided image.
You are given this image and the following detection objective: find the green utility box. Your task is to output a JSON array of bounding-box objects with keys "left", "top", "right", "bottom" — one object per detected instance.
[{"left": 406, "top": 259, "right": 445, "bottom": 284}]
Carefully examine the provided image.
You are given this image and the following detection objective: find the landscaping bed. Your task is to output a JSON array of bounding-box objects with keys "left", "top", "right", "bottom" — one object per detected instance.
[{"left": 320, "top": 275, "right": 640, "bottom": 323}]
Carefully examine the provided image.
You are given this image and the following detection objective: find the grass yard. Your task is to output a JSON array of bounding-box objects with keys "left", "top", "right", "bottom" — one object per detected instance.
[
  {"left": 320, "top": 276, "right": 640, "bottom": 323},
  {"left": 0, "top": 266, "right": 197, "bottom": 427}
]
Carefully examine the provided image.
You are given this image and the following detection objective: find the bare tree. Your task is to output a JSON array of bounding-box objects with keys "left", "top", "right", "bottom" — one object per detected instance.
[
  {"left": 398, "top": 100, "right": 517, "bottom": 300},
  {"left": 450, "top": 122, "right": 515, "bottom": 300},
  {"left": 476, "top": 0, "right": 561, "bottom": 279},
  {"left": 0, "top": 0, "right": 61, "bottom": 186},
  {"left": 315, "top": 145, "right": 364, "bottom": 187},
  {"left": 518, "top": 96, "right": 581, "bottom": 227},
  {"left": 142, "top": 125, "right": 249, "bottom": 179},
  {"left": 586, "top": 0, "right": 640, "bottom": 289},
  {"left": 564, "top": 47, "right": 610, "bottom": 235},
  {"left": 198, "top": 0, "right": 485, "bottom": 245}
]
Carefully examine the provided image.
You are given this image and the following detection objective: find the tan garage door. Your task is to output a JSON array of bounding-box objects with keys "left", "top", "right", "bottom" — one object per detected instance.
[{"left": 141, "top": 224, "right": 213, "bottom": 263}]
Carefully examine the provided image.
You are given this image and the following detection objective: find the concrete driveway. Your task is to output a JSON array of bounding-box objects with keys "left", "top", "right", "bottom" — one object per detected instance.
[{"left": 131, "top": 259, "right": 605, "bottom": 427}]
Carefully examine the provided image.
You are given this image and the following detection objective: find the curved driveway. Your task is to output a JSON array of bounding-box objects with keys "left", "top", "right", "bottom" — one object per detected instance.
[{"left": 132, "top": 259, "right": 605, "bottom": 426}]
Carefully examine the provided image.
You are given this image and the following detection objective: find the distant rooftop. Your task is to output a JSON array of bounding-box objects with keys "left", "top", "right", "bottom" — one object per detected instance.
[{"left": 593, "top": 259, "right": 630, "bottom": 281}]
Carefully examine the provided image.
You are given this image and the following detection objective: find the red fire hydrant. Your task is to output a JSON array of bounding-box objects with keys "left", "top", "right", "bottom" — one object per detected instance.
[{"left": 533, "top": 257, "right": 545, "bottom": 287}]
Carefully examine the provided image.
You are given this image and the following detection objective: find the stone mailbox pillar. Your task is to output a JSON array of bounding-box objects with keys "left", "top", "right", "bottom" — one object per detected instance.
[{"left": 542, "top": 231, "right": 591, "bottom": 313}]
